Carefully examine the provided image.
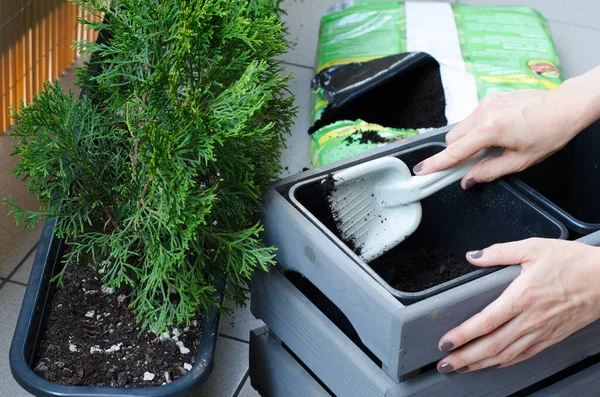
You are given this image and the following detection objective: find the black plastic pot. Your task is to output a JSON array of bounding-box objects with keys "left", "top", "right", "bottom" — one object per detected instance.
[
  {"left": 9, "top": 219, "right": 221, "bottom": 397},
  {"left": 510, "top": 120, "right": 600, "bottom": 236},
  {"left": 290, "top": 142, "right": 568, "bottom": 304}
]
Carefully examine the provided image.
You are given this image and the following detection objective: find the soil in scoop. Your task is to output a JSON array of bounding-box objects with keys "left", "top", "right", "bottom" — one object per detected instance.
[
  {"left": 320, "top": 176, "right": 474, "bottom": 292},
  {"left": 34, "top": 264, "right": 203, "bottom": 388},
  {"left": 320, "top": 173, "right": 362, "bottom": 255}
]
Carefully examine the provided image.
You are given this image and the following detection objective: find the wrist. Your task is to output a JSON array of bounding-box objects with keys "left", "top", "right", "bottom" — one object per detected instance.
[{"left": 557, "top": 68, "right": 600, "bottom": 136}]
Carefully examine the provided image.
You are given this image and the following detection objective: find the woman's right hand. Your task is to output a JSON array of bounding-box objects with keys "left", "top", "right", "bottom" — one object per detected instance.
[{"left": 413, "top": 68, "right": 600, "bottom": 189}]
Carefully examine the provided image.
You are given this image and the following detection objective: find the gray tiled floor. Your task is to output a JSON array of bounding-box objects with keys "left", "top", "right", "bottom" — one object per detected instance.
[{"left": 3, "top": 1, "right": 600, "bottom": 396}]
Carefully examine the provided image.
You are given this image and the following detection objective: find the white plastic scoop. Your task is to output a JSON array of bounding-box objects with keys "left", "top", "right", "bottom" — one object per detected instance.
[{"left": 326, "top": 147, "right": 502, "bottom": 263}]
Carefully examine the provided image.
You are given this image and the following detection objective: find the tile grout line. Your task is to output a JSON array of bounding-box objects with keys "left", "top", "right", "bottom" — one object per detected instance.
[
  {"left": 219, "top": 333, "right": 250, "bottom": 344},
  {"left": 547, "top": 19, "right": 600, "bottom": 32},
  {"left": 5, "top": 279, "right": 28, "bottom": 287},
  {"left": 232, "top": 369, "right": 250, "bottom": 397},
  {"left": 3, "top": 241, "right": 39, "bottom": 285},
  {"left": 282, "top": 61, "right": 313, "bottom": 71}
]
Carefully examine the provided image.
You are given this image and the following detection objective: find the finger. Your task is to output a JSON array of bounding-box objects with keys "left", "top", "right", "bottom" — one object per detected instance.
[
  {"left": 437, "top": 314, "right": 530, "bottom": 373},
  {"left": 498, "top": 340, "right": 549, "bottom": 368},
  {"left": 445, "top": 113, "right": 481, "bottom": 145},
  {"left": 458, "top": 332, "right": 539, "bottom": 373},
  {"left": 438, "top": 282, "right": 524, "bottom": 353},
  {"left": 465, "top": 239, "right": 540, "bottom": 267},
  {"left": 415, "top": 126, "right": 496, "bottom": 175},
  {"left": 461, "top": 152, "right": 521, "bottom": 189}
]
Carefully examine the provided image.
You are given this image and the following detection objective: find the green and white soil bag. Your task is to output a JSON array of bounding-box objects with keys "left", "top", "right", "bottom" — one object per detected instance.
[{"left": 310, "top": 1, "right": 563, "bottom": 168}]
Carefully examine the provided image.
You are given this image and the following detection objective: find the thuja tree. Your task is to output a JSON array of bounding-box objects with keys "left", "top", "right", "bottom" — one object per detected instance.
[{"left": 5, "top": 0, "right": 295, "bottom": 332}]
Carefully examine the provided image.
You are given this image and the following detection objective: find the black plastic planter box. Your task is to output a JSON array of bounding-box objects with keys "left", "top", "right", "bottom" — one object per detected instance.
[
  {"left": 510, "top": 120, "right": 600, "bottom": 235},
  {"left": 289, "top": 142, "right": 568, "bottom": 303},
  {"left": 9, "top": 219, "right": 221, "bottom": 397}
]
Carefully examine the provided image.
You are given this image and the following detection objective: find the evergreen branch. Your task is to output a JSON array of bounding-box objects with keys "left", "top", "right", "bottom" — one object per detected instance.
[{"left": 7, "top": 0, "right": 294, "bottom": 333}]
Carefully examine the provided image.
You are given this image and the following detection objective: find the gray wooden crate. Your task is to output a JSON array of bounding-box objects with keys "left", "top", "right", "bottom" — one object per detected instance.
[
  {"left": 531, "top": 362, "right": 600, "bottom": 397},
  {"left": 261, "top": 126, "right": 600, "bottom": 380},
  {"left": 249, "top": 324, "right": 600, "bottom": 397},
  {"left": 251, "top": 267, "right": 600, "bottom": 397},
  {"left": 249, "top": 326, "right": 331, "bottom": 397}
]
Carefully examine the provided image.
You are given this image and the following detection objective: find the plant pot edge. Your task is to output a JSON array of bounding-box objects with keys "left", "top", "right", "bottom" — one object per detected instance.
[{"left": 9, "top": 219, "right": 222, "bottom": 397}]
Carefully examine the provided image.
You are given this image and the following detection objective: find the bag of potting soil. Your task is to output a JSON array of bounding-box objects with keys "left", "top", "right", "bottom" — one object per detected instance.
[
  {"left": 310, "top": 119, "right": 421, "bottom": 168},
  {"left": 309, "top": 1, "right": 563, "bottom": 167}
]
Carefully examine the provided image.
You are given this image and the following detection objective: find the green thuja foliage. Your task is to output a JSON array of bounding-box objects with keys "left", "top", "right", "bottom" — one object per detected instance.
[{"left": 5, "top": 0, "right": 295, "bottom": 332}]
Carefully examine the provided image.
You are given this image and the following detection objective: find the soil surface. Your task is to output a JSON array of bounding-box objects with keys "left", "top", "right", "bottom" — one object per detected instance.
[
  {"left": 345, "top": 130, "right": 390, "bottom": 145},
  {"left": 34, "top": 264, "right": 204, "bottom": 388},
  {"left": 369, "top": 248, "right": 475, "bottom": 292}
]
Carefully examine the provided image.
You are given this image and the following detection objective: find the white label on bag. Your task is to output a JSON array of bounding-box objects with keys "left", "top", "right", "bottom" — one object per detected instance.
[{"left": 406, "top": 2, "right": 479, "bottom": 125}]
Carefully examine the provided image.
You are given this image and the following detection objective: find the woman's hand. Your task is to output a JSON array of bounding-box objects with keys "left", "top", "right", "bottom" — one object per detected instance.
[
  {"left": 414, "top": 69, "right": 600, "bottom": 189},
  {"left": 436, "top": 238, "right": 600, "bottom": 374}
]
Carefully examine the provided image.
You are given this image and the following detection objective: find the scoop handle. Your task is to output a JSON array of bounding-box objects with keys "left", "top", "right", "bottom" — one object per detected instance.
[{"left": 389, "top": 147, "right": 503, "bottom": 205}]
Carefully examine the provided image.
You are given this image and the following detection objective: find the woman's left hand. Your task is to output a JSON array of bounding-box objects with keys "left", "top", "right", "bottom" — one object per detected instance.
[{"left": 436, "top": 238, "right": 600, "bottom": 374}]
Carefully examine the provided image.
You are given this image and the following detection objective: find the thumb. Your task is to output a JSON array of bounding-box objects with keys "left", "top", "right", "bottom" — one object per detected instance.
[
  {"left": 461, "top": 152, "right": 519, "bottom": 189},
  {"left": 466, "top": 239, "right": 541, "bottom": 267}
]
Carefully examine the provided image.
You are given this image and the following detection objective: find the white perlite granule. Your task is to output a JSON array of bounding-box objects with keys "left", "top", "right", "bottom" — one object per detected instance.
[
  {"left": 101, "top": 285, "right": 114, "bottom": 295},
  {"left": 176, "top": 341, "right": 190, "bottom": 354},
  {"left": 105, "top": 343, "right": 122, "bottom": 353}
]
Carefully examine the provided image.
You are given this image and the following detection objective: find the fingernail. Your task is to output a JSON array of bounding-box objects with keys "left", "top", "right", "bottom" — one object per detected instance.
[
  {"left": 438, "top": 363, "right": 454, "bottom": 374},
  {"left": 440, "top": 341, "right": 454, "bottom": 352},
  {"left": 468, "top": 250, "right": 483, "bottom": 259},
  {"left": 456, "top": 367, "right": 469, "bottom": 373},
  {"left": 413, "top": 162, "right": 424, "bottom": 174},
  {"left": 465, "top": 178, "right": 477, "bottom": 189}
]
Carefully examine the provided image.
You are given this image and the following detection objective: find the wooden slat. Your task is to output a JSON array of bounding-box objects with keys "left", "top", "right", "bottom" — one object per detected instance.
[
  {"left": 31, "top": 0, "right": 40, "bottom": 95},
  {"left": 252, "top": 269, "right": 396, "bottom": 397},
  {"left": 16, "top": 0, "right": 26, "bottom": 107},
  {"left": 1, "top": 0, "right": 8, "bottom": 131},
  {"left": 9, "top": 8, "right": 18, "bottom": 126},
  {"left": 530, "top": 363, "right": 600, "bottom": 397},
  {"left": 249, "top": 327, "right": 332, "bottom": 397},
  {"left": 0, "top": 0, "right": 91, "bottom": 133},
  {"left": 24, "top": 1, "right": 32, "bottom": 105},
  {"left": 42, "top": 0, "right": 49, "bottom": 85}
]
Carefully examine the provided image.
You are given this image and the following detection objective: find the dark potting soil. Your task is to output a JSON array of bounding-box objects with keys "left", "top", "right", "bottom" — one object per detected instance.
[
  {"left": 309, "top": 55, "right": 447, "bottom": 134},
  {"left": 368, "top": 248, "right": 474, "bottom": 292},
  {"left": 345, "top": 130, "right": 390, "bottom": 146},
  {"left": 320, "top": 173, "right": 362, "bottom": 255},
  {"left": 34, "top": 264, "right": 203, "bottom": 388},
  {"left": 320, "top": 176, "right": 474, "bottom": 292}
]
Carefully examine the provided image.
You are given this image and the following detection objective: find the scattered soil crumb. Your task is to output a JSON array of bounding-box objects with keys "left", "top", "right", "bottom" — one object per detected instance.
[
  {"left": 320, "top": 173, "right": 361, "bottom": 255},
  {"left": 345, "top": 130, "right": 390, "bottom": 146}
]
